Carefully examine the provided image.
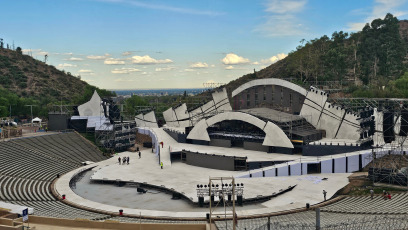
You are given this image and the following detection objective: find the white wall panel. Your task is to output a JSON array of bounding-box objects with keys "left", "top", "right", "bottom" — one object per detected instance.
[
  {"left": 264, "top": 168, "right": 276, "bottom": 177},
  {"left": 347, "top": 155, "right": 359, "bottom": 173},
  {"left": 290, "top": 163, "right": 302, "bottom": 176},
  {"left": 334, "top": 157, "right": 346, "bottom": 173},
  {"left": 277, "top": 165, "right": 289, "bottom": 176},
  {"left": 321, "top": 159, "right": 333, "bottom": 173}
]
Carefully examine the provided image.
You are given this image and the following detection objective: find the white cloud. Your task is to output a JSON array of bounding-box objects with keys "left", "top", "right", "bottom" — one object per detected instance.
[
  {"left": 225, "top": 66, "right": 234, "bottom": 70},
  {"left": 222, "top": 53, "right": 250, "bottom": 65},
  {"left": 78, "top": 69, "right": 94, "bottom": 75},
  {"left": 265, "top": 0, "right": 306, "bottom": 14},
  {"left": 255, "top": 0, "right": 307, "bottom": 37},
  {"left": 260, "top": 53, "right": 288, "bottom": 64},
  {"left": 122, "top": 51, "right": 133, "bottom": 56},
  {"left": 111, "top": 68, "right": 141, "bottom": 74},
  {"left": 65, "top": 57, "right": 83, "bottom": 61},
  {"left": 87, "top": 54, "right": 110, "bottom": 60},
  {"left": 132, "top": 55, "right": 173, "bottom": 64},
  {"left": 97, "top": 0, "right": 224, "bottom": 16},
  {"left": 57, "top": 63, "right": 77, "bottom": 68},
  {"left": 142, "top": 72, "right": 148, "bottom": 75},
  {"left": 83, "top": 79, "right": 95, "bottom": 83},
  {"left": 155, "top": 67, "right": 175, "bottom": 72},
  {"left": 211, "top": 64, "right": 216, "bottom": 67},
  {"left": 184, "top": 68, "right": 196, "bottom": 72},
  {"left": 347, "top": 0, "right": 408, "bottom": 31},
  {"left": 190, "top": 62, "right": 209, "bottom": 68},
  {"left": 38, "top": 51, "right": 48, "bottom": 56},
  {"left": 114, "top": 78, "right": 136, "bottom": 82},
  {"left": 252, "top": 61, "right": 260, "bottom": 65},
  {"left": 104, "top": 58, "right": 126, "bottom": 65}
]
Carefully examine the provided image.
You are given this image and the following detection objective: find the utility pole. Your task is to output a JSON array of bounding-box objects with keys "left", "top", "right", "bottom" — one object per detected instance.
[{"left": 25, "top": 105, "right": 36, "bottom": 126}]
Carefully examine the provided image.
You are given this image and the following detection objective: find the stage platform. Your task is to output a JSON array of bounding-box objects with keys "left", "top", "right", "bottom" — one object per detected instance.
[{"left": 53, "top": 128, "right": 351, "bottom": 219}]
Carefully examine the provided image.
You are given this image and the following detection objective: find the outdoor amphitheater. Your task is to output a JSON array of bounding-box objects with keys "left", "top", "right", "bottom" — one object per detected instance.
[{"left": 2, "top": 78, "right": 408, "bottom": 230}]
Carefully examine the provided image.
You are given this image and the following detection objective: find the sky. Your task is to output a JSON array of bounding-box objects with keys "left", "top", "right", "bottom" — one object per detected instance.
[{"left": 1, "top": 0, "right": 408, "bottom": 90}]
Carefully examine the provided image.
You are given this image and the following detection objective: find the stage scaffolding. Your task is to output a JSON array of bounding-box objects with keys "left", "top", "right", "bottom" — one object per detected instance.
[
  {"left": 95, "top": 98, "right": 137, "bottom": 152},
  {"left": 329, "top": 98, "right": 408, "bottom": 187}
]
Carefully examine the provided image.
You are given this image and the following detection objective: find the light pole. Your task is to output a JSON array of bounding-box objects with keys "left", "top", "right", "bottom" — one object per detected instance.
[{"left": 25, "top": 105, "right": 36, "bottom": 126}]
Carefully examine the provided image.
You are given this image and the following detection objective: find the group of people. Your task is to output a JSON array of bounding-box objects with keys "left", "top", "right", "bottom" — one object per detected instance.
[
  {"left": 118, "top": 156, "right": 130, "bottom": 165},
  {"left": 369, "top": 189, "right": 392, "bottom": 199},
  {"left": 382, "top": 190, "right": 392, "bottom": 200}
]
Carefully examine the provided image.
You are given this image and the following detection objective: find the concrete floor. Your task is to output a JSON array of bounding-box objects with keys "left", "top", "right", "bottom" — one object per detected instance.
[
  {"left": 55, "top": 127, "right": 351, "bottom": 218},
  {"left": 73, "top": 170, "right": 265, "bottom": 212}
]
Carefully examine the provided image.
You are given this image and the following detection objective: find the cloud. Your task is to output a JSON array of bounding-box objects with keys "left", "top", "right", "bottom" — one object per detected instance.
[
  {"left": 104, "top": 58, "right": 126, "bottom": 65},
  {"left": 38, "top": 51, "right": 48, "bottom": 56},
  {"left": 225, "top": 66, "right": 234, "bottom": 70},
  {"left": 78, "top": 69, "right": 94, "bottom": 75},
  {"left": 252, "top": 61, "right": 260, "bottom": 65},
  {"left": 111, "top": 68, "right": 141, "bottom": 74},
  {"left": 155, "top": 67, "right": 175, "bottom": 72},
  {"left": 114, "top": 78, "right": 136, "bottom": 82},
  {"left": 184, "top": 68, "right": 196, "bottom": 72},
  {"left": 132, "top": 55, "right": 173, "bottom": 64},
  {"left": 57, "top": 63, "right": 77, "bottom": 68},
  {"left": 347, "top": 0, "right": 408, "bottom": 31},
  {"left": 87, "top": 54, "right": 110, "bottom": 60},
  {"left": 260, "top": 53, "right": 288, "bottom": 64},
  {"left": 222, "top": 53, "right": 250, "bottom": 65},
  {"left": 265, "top": 0, "right": 306, "bottom": 14},
  {"left": 190, "top": 62, "right": 209, "bottom": 68},
  {"left": 97, "top": 0, "right": 224, "bottom": 16},
  {"left": 142, "top": 72, "right": 148, "bottom": 75},
  {"left": 83, "top": 79, "right": 95, "bottom": 83},
  {"left": 65, "top": 57, "right": 83, "bottom": 61},
  {"left": 255, "top": 0, "right": 307, "bottom": 37},
  {"left": 122, "top": 51, "right": 133, "bottom": 56}
]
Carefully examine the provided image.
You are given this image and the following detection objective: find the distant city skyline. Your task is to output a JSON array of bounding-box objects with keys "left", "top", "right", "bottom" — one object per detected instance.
[{"left": 1, "top": 0, "right": 407, "bottom": 89}]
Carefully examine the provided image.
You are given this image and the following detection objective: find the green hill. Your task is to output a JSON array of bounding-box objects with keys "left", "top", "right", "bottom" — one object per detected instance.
[
  {"left": 225, "top": 13, "right": 408, "bottom": 98},
  {"left": 0, "top": 47, "right": 115, "bottom": 118}
]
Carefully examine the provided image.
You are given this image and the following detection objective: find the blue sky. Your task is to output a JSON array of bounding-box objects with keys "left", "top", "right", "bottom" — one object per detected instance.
[{"left": 1, "top": 0, "right": 407, "bottom": 89}]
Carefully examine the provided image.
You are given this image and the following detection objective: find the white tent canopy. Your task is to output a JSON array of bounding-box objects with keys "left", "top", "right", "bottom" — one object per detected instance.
[{"left": 32, "top": 117, "right": 42, "bottom": 125}]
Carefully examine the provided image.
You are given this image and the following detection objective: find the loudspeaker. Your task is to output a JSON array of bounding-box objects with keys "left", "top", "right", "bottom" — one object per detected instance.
[
  {"left": 237, "top": 195, "right": 243, "bottom": 206},
  {"left": 400, "top": 110, "right": 408, "bottom": 136},
  {"left": 198, "top": 197, "right": 204, "bottom": 207},
  {"left": 383, "top": 111, "right": 395, "bottom": 143}
]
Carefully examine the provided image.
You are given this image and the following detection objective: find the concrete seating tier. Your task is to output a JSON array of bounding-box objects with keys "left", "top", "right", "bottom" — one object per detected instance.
[
  {"left": 13, "top": 132, "right": 107, "bottom": 164},
  {"left": 0, "top": 132, "right": 110, "bottom": 220},
  {"left": 0, "top": 142, "right": 76, "bottom": 180},
  {"left": 321, "top": 193, "right": 408, "bottom": 214},
  {"left": 108, "top": 216, "right": 206, "bottom": 224},
  {"left": 0, "top": 175, "right": 54, "bottom": 201},
  {"left": 215, "top": 212, "right": 408, "bottom": 230},
  {"left": 9, "top": 200, "right": 110, "bottom": 220}
]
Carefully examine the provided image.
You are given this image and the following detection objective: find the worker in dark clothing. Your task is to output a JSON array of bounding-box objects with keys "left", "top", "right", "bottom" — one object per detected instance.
[
  {"left": 139, "top": 151, "right": 141, "bottom": 159},
  {"left": 118, "top": 157, "right": 121, "bottom": 165}
]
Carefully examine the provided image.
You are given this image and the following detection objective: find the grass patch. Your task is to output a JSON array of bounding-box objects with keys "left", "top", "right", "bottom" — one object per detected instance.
[{"left": 347, "top": 185, "right": 407, "bottom": 196}]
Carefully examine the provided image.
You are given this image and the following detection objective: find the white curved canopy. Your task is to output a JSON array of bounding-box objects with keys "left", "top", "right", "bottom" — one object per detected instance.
[
  {"left": 187, "top": 111, "right": 293, "bottom": 148},
  {"left": 231, "top": 78, "right": 307, "bottom": 98}
]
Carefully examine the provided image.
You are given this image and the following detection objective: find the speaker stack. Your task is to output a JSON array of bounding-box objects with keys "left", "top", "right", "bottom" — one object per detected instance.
[
  {"left": 400, "top": 109, "right": 408, "bottom": 136},
  {"left": 383, "top": 110, "right": 395, "bottom": 143}
]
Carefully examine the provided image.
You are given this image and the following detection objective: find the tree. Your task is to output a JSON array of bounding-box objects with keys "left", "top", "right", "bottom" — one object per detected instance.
[{"left": 16, "top": 47, "right": 22, "bottom": 55}]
